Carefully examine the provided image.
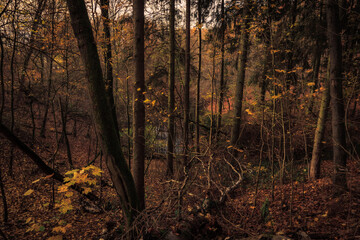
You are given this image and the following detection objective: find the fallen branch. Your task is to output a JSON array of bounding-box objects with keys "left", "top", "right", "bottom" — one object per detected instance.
[
  {"left": 0, "top": 122, "right": 99, "bottom": 202},
  {"left": 218, "top": 155, "right": 243, "bottom": 205}
]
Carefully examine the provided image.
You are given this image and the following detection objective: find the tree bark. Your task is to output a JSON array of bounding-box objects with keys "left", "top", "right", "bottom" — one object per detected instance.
[
  {"left": 133, "top": 0, "right": 146, "bottom": 210},
  {"left": 195, "top": 0, "right": 202, "bottom": 153},
  {"left": 230, "top": 1, "right": 250, "bottom": 147},
  {"left": 216, "top": 0, "right": 225, "bottom": 137},
  {"left": 183, "top": 0, "right": 191, "bottom": 165},
  {"left": 167, "top": 0, "right": 175, "bottom": 176},
  {"left": 0, "top": 167, "right": 8, "bottom": 223},
  {"left": 65, "top": 0, "right": 139, "bottom": 227},
  {"left": 310, "top": 58, "right": 331, "bottom": 180},
  {"left": 327, "top": 0, "right": 347, "bottom": 193},
  {"left": 100, "top": 0, "right": 120, "bottom": 139}
]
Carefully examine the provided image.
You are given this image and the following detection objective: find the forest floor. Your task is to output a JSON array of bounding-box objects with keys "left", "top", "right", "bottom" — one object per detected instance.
[{"left": 1, "top": 114, "right": 360, "bottom": 240}]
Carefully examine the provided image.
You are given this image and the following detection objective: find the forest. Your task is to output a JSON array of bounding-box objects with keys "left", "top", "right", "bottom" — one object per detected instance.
[{"left": 0, "top": 0, "right": 359, "bottom": 239}]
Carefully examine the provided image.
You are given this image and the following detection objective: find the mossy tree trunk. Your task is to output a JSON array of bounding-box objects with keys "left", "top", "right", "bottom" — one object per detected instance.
[{"left": 310, "top": 58, "right": 331, "bottom": 179}]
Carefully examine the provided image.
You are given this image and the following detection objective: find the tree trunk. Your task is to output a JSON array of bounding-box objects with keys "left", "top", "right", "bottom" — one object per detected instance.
[
  {"left": 183, "top": 0, "right": 191, "bottom": 165},
  {"left": 310, "top": 58, "right": 331, "bottom": 179},
  {"left": 195, "top": 0, "right": 202, "bottom": 153},
  {"left": 327, "top": 0, "right": 347, "bottom": 194},
  {"left": 133, "top": 0, "right": 146, "bottom": 211},
  {"left": 216, "top": 0, "right": 225, "bottom": 137},
  {"left": 167, "top": 0, "right": 175, "bottom": 176},
  {"left": 65, "top": 0, "right": 139, "bottom": 227},
  {"left": 230, "top": 1, "right": 250, "bottom": 147},
  {"left": 100, "top": 0, "right": 120, "bottom": 139},
  {"left": 0, "top": 167, "right": 8, "bottom": 223},
  {"left": 0, "top": 35, "right": 4, "bottom": 122}
]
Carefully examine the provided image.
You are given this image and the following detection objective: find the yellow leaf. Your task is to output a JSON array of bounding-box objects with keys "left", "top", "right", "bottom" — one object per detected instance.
[
  {"left": 65, "top": 192, "right": 73, "bottom": 197},
  {"left": 58, "top": 185, "right": 68, "bottom": 193},
  {"left": 321, "top": 211, "right": 328, "bottom": 217},
  {"left": 32, "top": 179, "right": 41, "bottom": 184},
  {"left": 53, "top": 226, "right": 67, "bottom": 234},
  {"left": 26, "top": 217, "right": 33, "bottom": 224},
  {"left": 307, "top": 82, "right": 315, "bottom": 87},
  {"left": 245, "top": 109, "right": 254, "bottom": 115},
  {"left": 24, "top": 189, "right": 34, "bottom": 196},
  {"left": 60, "top": 204, "right": 73, "bottom": 214},
  {"left": 271, "top": 94, "right": 282, "bottom": 100},
  {"left": 92, "top": 167, "right": 103, "bottom": 177},
  {"left": 144, "top": 99, "right": 151, "bottom": 104},
  {"left": 137, "top": 88, "right": 141, "bottom": 91},
  {"left": 83, "top": 187, "right": 92, "bottom": 194}
]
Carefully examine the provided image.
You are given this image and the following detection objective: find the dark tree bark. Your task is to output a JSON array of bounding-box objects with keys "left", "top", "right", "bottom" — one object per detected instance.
[
  {"left": 327, "top": 0, "right": 347, "bottom": 194},
  {"left": 40, "top": 0, "right": 54, "bottom": 138},
  {"left": 195, "top": 0, "right": 202, "bottom": 153},
  {"left": 216, "top": 0, "right": 225, "bottom": 137},
  {"left": 183, "top": 0, "right": 191, "bottom": 165},
  {"left": 65, "top": 0, "right": 139, "bottom": 227},
  {"left": 0, "top": 35, "right": 4, "bottom": 123},
  {"left": 230, "top": 0, "right": 250, "bottom": 147},
  {"left": 133, "top": 0, "right": 146, "bottom": 210},
  {"left": 100, "top": 0, "right": 120, "bottom": 139},
  {"left": 0, "top": 167, "right": 8, "bottom": 223},
  {"left": 167, "top": 0, "right": 175, "bottom": 176}
]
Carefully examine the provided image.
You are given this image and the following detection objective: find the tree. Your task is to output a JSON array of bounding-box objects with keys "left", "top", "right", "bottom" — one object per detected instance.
[
  {"left": 195, "top": 0, "right": 202, "bottom": 153},
  {"left": 310, "top": 58, "right": 330, "bottom": 179},
  {"left": 216, "top": 0, "right": 225, "bottom": 137},
  {"left": 183, "top": 0, "right": 191, "bottom": 165},
  {"left": 327, "top": 0, "right": 347, "bottom": 193},
  {"left": 167, "top": 0, "right": 175, "bottom": 176},
  {"left": 230, "top": 0, "right": 250, "bottom": 148},
  {"left": 65, "top": 0, "right": 139, "bottom": 228},
  {"left": 133, "top": 0, "right": 146, "bottom": 210},
  {"left": 100, "top": 0, "right": 120, "bottom": 140}
]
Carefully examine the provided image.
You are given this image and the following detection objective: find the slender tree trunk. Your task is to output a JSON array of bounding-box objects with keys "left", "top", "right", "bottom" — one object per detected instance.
[
  {"left": 133, "top": 0, "right": 146, "bottom": 210},
  {"left": 216, "top": 0, "right": 225, "bottom": 137},
  {"left": 183, "top": 0, "right": 191, "bottom": 165},
  {"left": 100, "top": 0, "right": 120, "bottom": 139},
  {"left": 0, "top": 167, "right": 8, "bottom": 223},
  {"left": 310, "top": 58, "right": 331, "bottom": 179},
  {"left": 327, "top": 0, "right": 347, "bottom": 193},
  {"left": 167, "top": 0, "right": 175, "bottom": 176},
  {"left": 195, "top": 0, "right": 202, "bottom": 153},
  {"left": 40, "top": 0, "right": 55, "bottom": 138},
  {"left": 209, "top": 46, "right": 216, "bottom": 146},
  {"left": 19, "top": 0, "right": 46, "bottom": 92},
  {"left": 9, "top": 0, "right": 17, "bottom": 178},
  {"left": 59, "top": 98, "right": 73, "bottom": 167},
  {"left": 0, "top": 35, "right": 4, "bottom": 122},
  {"left": 230, "top": 1, "right": 250, "bottom": 147},
  {"left": 65, "top": 0, "right": 139, "bottom": 228}
]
